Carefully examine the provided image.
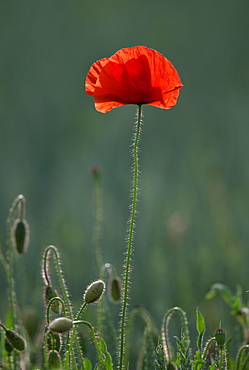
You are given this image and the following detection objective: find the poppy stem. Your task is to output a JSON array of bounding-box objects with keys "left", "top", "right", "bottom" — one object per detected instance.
[{"left": 119, "top": 104, "right": 143, "bottom": 370}]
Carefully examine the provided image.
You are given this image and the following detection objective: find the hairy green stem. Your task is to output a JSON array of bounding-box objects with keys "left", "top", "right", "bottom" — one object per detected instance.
[
  {"left": 44, "top": 246, "right": 73, "bottom": 318},
  {"left": 161, "top": 306, "right": 190, "bottom": 362},
  {"left": 64, "top": 302, "right": 87, "bottom": 367},
  {"left": 219, "top": 346, "right": 223, "bottom": 370},
  {"left": 202, "top": 337, "right": 216, "bottom": 362},
  {"left": 236, "top": 345, "right": 249, "bottom": 370},
  {"left": 92, "top": 165, "right": 104, "bottom": 273},
  {"left": 92, "top": 167, "right": 105, "bottom": 338},
  {"left": 125, "top": 307, "right": 156, "bottom": 367},
  {"left": 46, "top": 297, "right": 66, "bottom": 324},
  {"left": 119, "top": 104, "right": 143, "bottom": 370},
  {"left": 6, "top": 195, "right": 25, "bottom": 329},
  {"left": 44, "top": 245, "right": 83, "bottom": 367},
  {"left": 74, "top": 320, "right": 106, "bottom": 365}
]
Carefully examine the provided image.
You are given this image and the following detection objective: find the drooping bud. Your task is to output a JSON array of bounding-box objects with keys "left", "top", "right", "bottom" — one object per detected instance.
[
  {"left": 108, "top": 276, "right": 122, "bottom": 303},
  {"left": 12, "top": 218, "right": 29, "bottom": 254},
  {"left": 44, "top": 285, "right": 60, "bottom": 314},
  {"left": 5, "top": 337, "right": 13, "bottom": 353},
  {"left": 49, "top": 317, "right": 73, "bottom": 333},
  {"left": 48, "top": 350, "right": 62, "bottom": 369},
  {"left": 84, "top": 280, "right": 105, "bottom": 304},
  {"left": 214, "top": 328, "right": 226, "bottom": 348},
  {"left": 5, "top": 329, "right": 25, "bottom": 351}
]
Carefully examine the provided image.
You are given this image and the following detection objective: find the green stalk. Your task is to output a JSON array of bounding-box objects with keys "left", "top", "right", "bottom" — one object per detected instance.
[
  {"left": 219, "top": 346, "right": 223, "bottom": 370},
  {"left": 236, "top": 345, "right": 249, "bottom": 370},
  {"left": 74, "top": 320, "right": 106, "bottom": 366},
  {"left": 161, "top": 307, "right": 190, "bottom": 362},
  {"left": 6, "top": 195, "right": 24, "bottom": 329},
  {"left": 92, "top": 165, "right": 104, "bottom": 273},
  {"left": 44, "top": 246, "right": 73, "bottom": 318},
  {"left": 43, "top": 245, "right": 83, "bottom": 368},
  {"left": 119, "top": 104, "right": 143, "bottom": 370},
  {"left": 64, "top": 302, "right": 87, "bottom": 367}
]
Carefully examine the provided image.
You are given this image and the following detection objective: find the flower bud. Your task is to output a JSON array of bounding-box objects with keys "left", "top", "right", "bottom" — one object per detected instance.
[
  {"left": 49, "top": 317, "right": 73, "bottom": 333},
  {"left": 84, "top": 280, "right": 105, "bottom": 304},
  {"left": 12, "top": 218, "right": 29, "bottom": 254},
  {"left": 214, "top": 328, "right": 226, "bottom": 347},
  {"left": 48, "top": 350, "right": 62, "bottom": 369},
  {"left": 5, "top": 329, "right": 25, "bottom": 351},
  {"left": 108, "top": 276, "right": 122, "bottom": 303},
  {"left": 44, "top": 286, "right": 60, "bottom": 314},
  {"left": 5, "top": 338, "right": 13, "bottom": 353}
]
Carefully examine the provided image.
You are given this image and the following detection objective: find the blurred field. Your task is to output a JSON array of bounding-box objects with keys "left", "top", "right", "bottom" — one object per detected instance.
[{"left": 1, "top": 0, "right": 249, "bottom": 354}]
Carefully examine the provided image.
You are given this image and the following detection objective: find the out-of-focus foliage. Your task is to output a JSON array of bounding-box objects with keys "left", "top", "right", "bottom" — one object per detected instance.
[{"left": 0, "top": 0, "right": 249, "bottom": 353}]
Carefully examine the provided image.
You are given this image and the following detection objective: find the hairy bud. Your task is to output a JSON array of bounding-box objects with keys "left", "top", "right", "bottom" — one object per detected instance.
[
  {"left": 84, "top": 280, "right": 105, "bottom": 304},
  {"left": 49, "top": 317, "right": 73, "bottom": 333},
  {"left": 12, "top": 218, "right": 29, "bottom": 254},
  {"left": 108, "top": 276, "right": 122, "bottom": 303},
  {"left": 44, "top": 285, "right": 60, "bottom": 314},
  {"left": 5, "top": 338, "right": 13, "bottom": 353},
  {"left": 48, "top": 350, "right": 62, "bottom": 369},
  {"left": 5, "top": 329, "right": 25, "bottom": 351}
]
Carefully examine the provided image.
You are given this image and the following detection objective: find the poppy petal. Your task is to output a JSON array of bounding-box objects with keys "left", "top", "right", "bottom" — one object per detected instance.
[
  {"left": 85, "top": 58, "right": 109, "bottom": 96},
  {"left": 85, "top": 46, "right": 183, "bottom": 113}
]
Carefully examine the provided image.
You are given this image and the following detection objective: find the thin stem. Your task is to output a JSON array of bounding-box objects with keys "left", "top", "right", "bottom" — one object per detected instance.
[
  {"left": 46, "top": 297, "right": 66, "bottom": 324},
  {"left": 98, "top": 262, "right": 119, "bottom": 338},
  {"left": 44, "top": 245, "right": 84, "bottom": 367},
  {"left": 202, "top": 337, "right": 216, "bottom": 362},
  {"left": 236, "top": 345, "right": 249, "bottom": 370},
  {"left": 119, "top": 104, "right": 143, "bottom": 370},
  {"left": 125, "top": 307, "right": 156, "bottom": 368},
  {"left": 44, "top": 245, "right": 73, "bottom": 318},
  {"left": 219, "top": 347, "right": 223, "bottom": 370},
  {"left": 74, "top": 320, "right": 106, "bottom": 366},
  {"left": 92, "top": 165, "right": 104, "bottom": 273},
  {"left": 6, "top": 195, "right": 24, "bottom": 329},
  {"left": 161, "top": 307, "right": 190, "bottom": 362},
  {"left": 42, "top": 247, "right": 51, "bottom": 286},
  {"left": 64, "top": 302, "right": 87, "bottom": 367}
]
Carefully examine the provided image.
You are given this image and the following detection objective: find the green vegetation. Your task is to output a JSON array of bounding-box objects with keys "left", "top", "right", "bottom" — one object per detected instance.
[{"left": 1, "top": 0, "right": 249, "bottom": 368}]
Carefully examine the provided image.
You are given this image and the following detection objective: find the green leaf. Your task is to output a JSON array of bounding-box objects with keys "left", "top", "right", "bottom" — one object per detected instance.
[
  {"left": 100, "top": 338, "right": 113, "bottom": 369},
  {"left": 193, "top": 351, "right": 205, "bottom": 370},
  {"left": 83, "top": 358, "right": 92, "bottom": 370},
  {"left": 196, "top": 308, "right": 205, "bottom": 335},
  {"left": 196, "top": 308, "right": 205, "bottom": 351},
  {"left": 205, "top": 284, "right": 234, "bottom": 306},
  {"left": 208, "top": 363, "right": 216, "bottom": 370}
]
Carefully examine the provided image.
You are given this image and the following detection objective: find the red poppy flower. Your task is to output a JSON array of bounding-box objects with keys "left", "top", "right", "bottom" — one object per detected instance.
[{"left": 85, "top": 46, "right": 183, "bottom": 113}]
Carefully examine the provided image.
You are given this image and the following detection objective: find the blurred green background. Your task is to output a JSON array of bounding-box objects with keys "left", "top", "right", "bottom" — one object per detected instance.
[{"left": 1, "top": 0, "right": 249, "bottom": 357}]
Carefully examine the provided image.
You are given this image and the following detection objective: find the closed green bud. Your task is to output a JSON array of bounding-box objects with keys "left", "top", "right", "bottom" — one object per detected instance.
[
  {"left": 6, "top": 329, "right": 25, "bottom": 351},
  {"left": 48, "top": 350, "right": 62, "bottom": 369},
  {"left": 84, "top": 280, "right": 105, "bottom": 304},
  {"left": 5, "top": 337, "right": 13, "bottom": 353},
  {"left": 13, "top": 218, "right": 29, "bottom": 254},
  {"left": 108, "top": 276, "right": 122, "bottom": 303},
  {"left": 47, "top": 331, "right": 61, "bottom": 351},
  {"left": 49, "top": 317, "right": 73, "bottom": 333},
  {"left": 214, "top": 327, "right": 226, "bottom": 347},
  {"left": 45, "top": 286, "right": 60, "bottom": 314}
]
